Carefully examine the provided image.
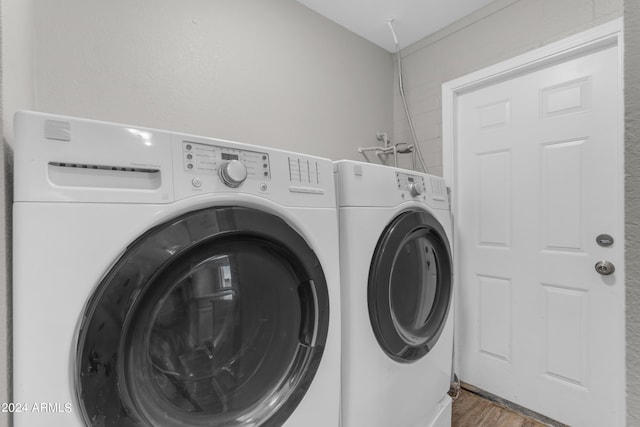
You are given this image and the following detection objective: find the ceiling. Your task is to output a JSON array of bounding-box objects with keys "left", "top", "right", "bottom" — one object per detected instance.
[{"left": 295, "top": 0, "right": 495, "bottom": 52}]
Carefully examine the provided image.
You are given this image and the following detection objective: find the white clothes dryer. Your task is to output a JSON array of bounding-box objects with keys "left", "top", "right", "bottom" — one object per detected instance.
[
  {"left": 335, "top": 160, "right": 453, "bottom": 427},
  {"left": 13, "top": 111, "right": 340, "bottom": 427}
]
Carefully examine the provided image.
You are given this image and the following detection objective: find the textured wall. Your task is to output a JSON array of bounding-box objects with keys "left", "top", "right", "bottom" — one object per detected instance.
[
  {"left": 625, "top": 0, "right": 640, "bottom": 423},
  {"left": 393, "top": 0, "right": 623, "bottom": 175},
  {"left": 0, "top": 1, "right": 9, "bottom": 425},
  {"left": 1, "top": 0, "right": 34, "bottom": 145},
  {"left": 2, "top": 2, "right": 33, "bottom": 425},
  {"left": 29, "top": 0, "right": 393, "bottom": 161}
]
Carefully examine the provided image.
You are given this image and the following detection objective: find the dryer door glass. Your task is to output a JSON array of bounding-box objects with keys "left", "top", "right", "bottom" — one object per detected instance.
[
  {"left": 368, "top": 210, "right": 452, "bottom": 362},
  {"left": 76, "top": 207, "right": 329, "bottom": 427},
  {"left": 389, "top": 233, "right": 439, "bottom": 346}
]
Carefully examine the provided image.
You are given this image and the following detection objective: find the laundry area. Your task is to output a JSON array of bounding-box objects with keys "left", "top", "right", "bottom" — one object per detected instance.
[{"left": 1, "top": 0, "right": 639, "bottom": 426}]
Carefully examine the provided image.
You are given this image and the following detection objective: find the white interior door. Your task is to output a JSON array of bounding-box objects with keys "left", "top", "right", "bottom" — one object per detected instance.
[{"left": 454, "top": 41, "right": 624, "bottom": 426}]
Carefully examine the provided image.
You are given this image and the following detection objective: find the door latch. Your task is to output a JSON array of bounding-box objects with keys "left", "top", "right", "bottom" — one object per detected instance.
[{"left": 595, "top": 260, "right": 615, "bottom": 276}]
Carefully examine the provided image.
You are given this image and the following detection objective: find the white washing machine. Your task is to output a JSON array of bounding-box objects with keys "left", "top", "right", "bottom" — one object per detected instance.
[
  {"left": 13, "top": 111, "right": 340, "bottom": 427},
  {"left": 335, "top": 160, "right": 453, "bottom": 427}
]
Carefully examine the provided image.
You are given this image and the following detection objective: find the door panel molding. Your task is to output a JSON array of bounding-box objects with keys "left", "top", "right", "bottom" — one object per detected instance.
[{"left": 443, "top": 18, "right": 623, "bottom": 189}]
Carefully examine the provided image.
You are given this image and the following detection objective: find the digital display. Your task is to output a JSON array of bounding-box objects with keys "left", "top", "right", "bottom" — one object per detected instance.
[
  {"left": 408, "top": 177, "right": 414, "bottom": 182},
  {"left": 221, "top": 153, "right": 239, "bottom": 161}
]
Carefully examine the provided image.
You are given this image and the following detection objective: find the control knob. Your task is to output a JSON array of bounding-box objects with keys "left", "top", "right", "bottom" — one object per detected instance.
[
  {"left": 595, "top": 260, "right": 615, "bottom": 276},
  {"left": 408, "top": 181, "right": 423, "bottom": 197},
  {"left": 219, "top": 160, "right": 247, "bottom": 188}
]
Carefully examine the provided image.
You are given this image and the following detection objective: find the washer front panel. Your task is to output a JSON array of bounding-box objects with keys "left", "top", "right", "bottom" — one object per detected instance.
[{"left": 76, "top": 206, "right": 329, "bottom": 427}]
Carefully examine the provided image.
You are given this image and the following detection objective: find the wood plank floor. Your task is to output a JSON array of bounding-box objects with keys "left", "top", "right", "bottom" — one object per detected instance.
[{"left": 452, "top": 389, "right": 548, "bottom": 427}]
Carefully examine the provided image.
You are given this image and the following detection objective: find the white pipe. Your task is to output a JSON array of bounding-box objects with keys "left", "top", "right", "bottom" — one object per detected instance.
[
  {"left": 386, "top": 19, "right": 399, "bottom": 48},
  {"left": 394, "top": 144, "right": 398, "bottom": 167},
  {"left": 386, "top": 19, "right": 429, "bottom": 174},
  {"left": 361, "top": 151, "right": 373, "bottom": 164}
]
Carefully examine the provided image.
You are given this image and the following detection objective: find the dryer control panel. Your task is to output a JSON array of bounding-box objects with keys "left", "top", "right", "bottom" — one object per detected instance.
[
  {"left": 396, "top": 172, "right": 447, "bottom": 202},
  {"left": 396, "top": 172, "right": 426, "bottom": 196}
]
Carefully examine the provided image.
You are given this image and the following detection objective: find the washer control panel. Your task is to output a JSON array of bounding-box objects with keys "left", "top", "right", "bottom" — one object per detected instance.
[
  {"left": 182, "top": 141, "right": 271, "bottom": 180},
  {"left": 173, "top": 135, "right": 335, "bottom": 207},
  {"left": 396, "top": 172, "right": 426, "bottom": 197}
]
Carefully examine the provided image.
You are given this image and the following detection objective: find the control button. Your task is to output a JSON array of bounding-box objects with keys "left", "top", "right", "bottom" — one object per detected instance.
[
  {"left": 260, "top": 183, "right": 268, "bottom": 191},
  {"left": 264, "top": 171, "right": 269, "bottom": 177},
  {"left": 186, "top": 154, "right": 193, "bottom": 160},
  {"left": 187, "top": 163, "right": 194, "bottom": 170},
  {"left": 192, "top": 177, "right": 202, "bottom": 187},
  {"left": 219, "top": 160, "right": 248, "bottom": 188},
  {"left": 262, "top": 155, "right": 267, "bottom": 160},
  {"left": 185, "top": 144, "right": 192, "bottom": 150},
  {"left": 408, "top": 181, "right": 423, "bottom": 197}
]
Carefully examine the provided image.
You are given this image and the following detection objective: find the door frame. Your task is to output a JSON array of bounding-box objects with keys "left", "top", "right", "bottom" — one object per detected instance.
[{"left": 442, "top": 15, "right": 624, "bottom": 415}]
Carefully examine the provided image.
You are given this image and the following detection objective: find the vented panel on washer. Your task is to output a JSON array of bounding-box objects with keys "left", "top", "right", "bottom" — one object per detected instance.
[
  {"left": 182, "top": 141, "right": 271, "bottom": 180},
  {"left": 430, "top": 177, "right": 447, "bottom": 201},
  {"left": 288, "top": 157, "right": 320, "bottom": 185}
]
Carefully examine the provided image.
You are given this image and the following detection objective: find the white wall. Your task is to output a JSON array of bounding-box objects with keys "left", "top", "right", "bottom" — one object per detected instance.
[
  {"left": 0, "top": 1, "right": 21, "bottom": 426},
  {"left": 625, "top": 0, "right": 640, "bottom": 423},
  {"left": 393, "top": 0, "right": 623, "bottom": 176},
  {"left": 29, "top": 0, "right": 393, "bottom": 161},
  {"left": 1, "top": 0, "right": 34, "bottom": 145}
]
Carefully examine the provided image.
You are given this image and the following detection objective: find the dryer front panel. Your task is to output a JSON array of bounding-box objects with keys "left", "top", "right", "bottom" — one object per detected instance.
[
  {"left": 76, "top": 206, "right": 329, "bottom": 427},
  {"left": 368, "top": 210, "right": 452, "bottom": 363}
]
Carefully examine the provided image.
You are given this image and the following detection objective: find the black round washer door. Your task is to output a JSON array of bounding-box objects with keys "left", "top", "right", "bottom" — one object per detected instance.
[
  {"left": 368, "top": 209, "right": 452, "bottom": 363},
  {"left": 76, "top": 206, "right": 329, "bottom": 427}
]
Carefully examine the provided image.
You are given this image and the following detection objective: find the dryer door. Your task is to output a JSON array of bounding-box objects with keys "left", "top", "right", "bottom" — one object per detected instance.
[
  {"left": 76, "top": 207, "right": 329, "bottom": 427},
  {"left": 368, "top": 210, "right": 452, "bottom": 363}
]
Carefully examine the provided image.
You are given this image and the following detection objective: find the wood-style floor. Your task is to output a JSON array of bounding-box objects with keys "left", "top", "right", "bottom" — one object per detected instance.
[{"left": 452, "top": 389, "right": 548, "bottom": 427}]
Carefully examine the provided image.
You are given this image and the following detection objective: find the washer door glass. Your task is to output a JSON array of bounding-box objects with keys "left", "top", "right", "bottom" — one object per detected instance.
[
  {"left": 368, "top": 210, "right": 452, "bottom": 362},
  {"left": 76, "top": 207, "right": 329, "bottom": 427}
]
